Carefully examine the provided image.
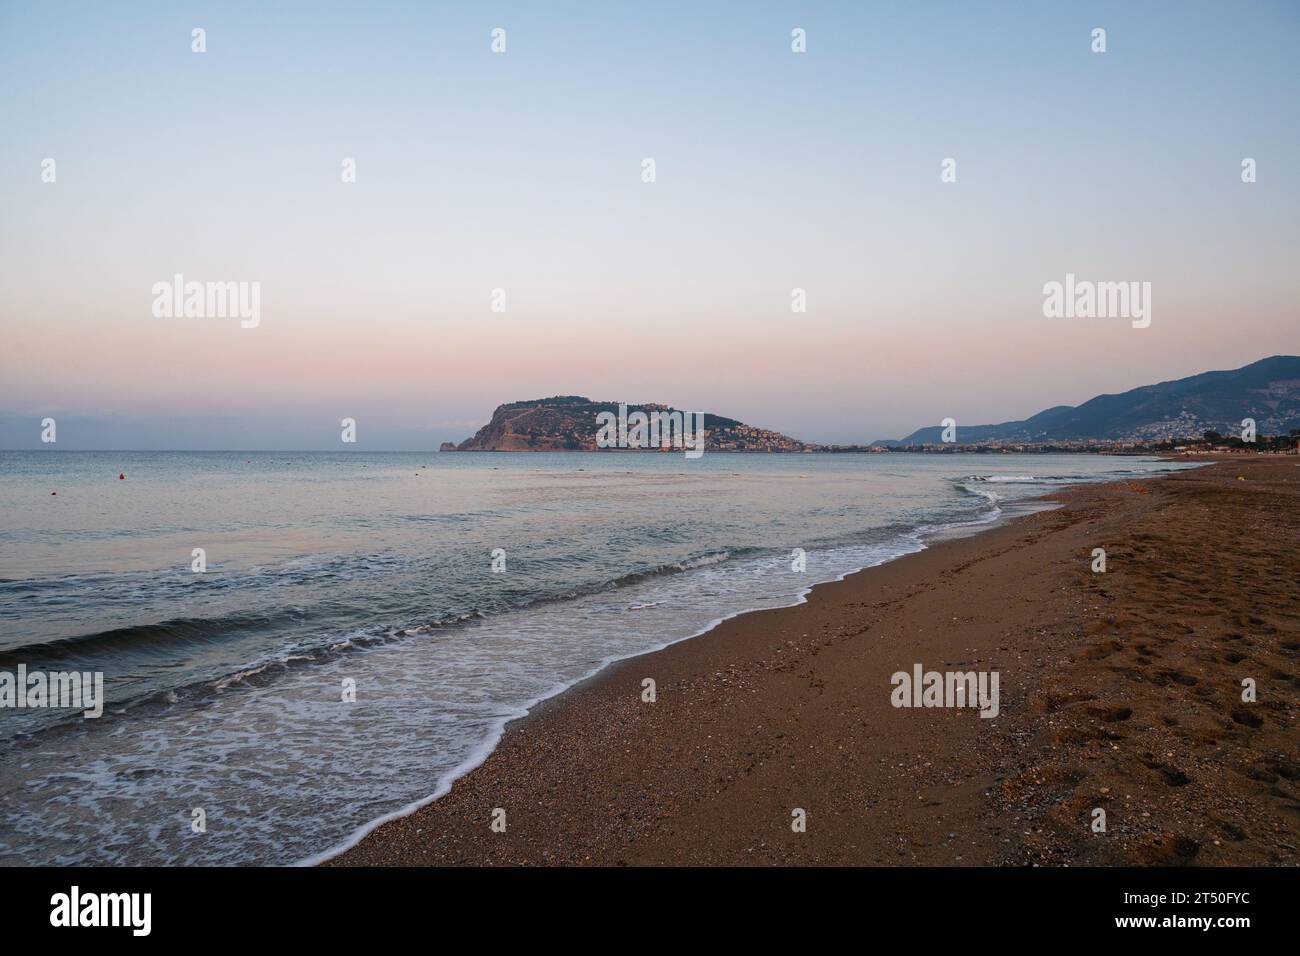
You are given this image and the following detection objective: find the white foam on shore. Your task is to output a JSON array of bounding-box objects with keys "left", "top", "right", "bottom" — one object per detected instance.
[
  {"left": 300, "top": 466, "right": 1181, "bottom": 866},
  {"left": 1, "top": 457, "right": 1202, "bottom": 867},
  {"left": 297, "top": 529, "right": 937, "bottom": 866}
]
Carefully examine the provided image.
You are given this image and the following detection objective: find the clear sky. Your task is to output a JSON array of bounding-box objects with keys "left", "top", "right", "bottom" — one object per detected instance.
[{"left": 1, "top": 1, "right": 1296, "bottom": 448}]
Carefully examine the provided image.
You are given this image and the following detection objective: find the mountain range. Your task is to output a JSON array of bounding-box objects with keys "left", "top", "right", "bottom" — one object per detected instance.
[
  {"left": 888, "top": 355, "right": 1300, "bottom": 445},
  {"left": 441, "top": 356, "right": 1300, "bottom": 452}
]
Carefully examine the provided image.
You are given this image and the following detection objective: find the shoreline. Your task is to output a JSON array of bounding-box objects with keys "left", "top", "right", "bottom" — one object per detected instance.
[
  {"left": 302, "top": 509, "right": 945, "bottom": 865},
  {"left": 305, "top": 466, "right": 1047, "bottom": 866},
  {"left": 300, "top": 464, "right": 1024, "bottom": 866},
  {"left": 327, "top": 457, "right": 1298, "bottom": 866}
]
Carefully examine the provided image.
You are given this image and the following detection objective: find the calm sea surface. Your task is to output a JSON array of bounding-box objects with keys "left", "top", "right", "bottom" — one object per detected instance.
[{"left": 0, "top": 451, "right": 1197, "bottom": 864}]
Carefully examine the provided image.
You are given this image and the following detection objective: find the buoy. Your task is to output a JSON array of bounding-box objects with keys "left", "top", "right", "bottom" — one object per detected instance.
[
  {"left": 51, "top": 491, "right": 57, "bottom": 496},
  {"left": 119, "top": 473, "right": 125, "bottom": 480}
]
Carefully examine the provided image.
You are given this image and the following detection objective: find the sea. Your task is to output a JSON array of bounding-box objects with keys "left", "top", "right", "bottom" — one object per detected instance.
[{"left": 0, "top": 450, "right": 1199, "bottom": 865}]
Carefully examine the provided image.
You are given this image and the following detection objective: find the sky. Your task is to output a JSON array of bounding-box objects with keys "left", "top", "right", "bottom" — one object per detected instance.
[{"left": 1, "top": 0, "right": 1297, "bottom": 449}]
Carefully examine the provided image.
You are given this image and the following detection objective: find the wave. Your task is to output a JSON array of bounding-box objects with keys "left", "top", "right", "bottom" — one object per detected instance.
[
  {"left": 963, "top": 467, "right": 1165, "bottom": 485},
  {"left": 0, "top": 610, "right": 298, "bottom": 666},
  {"left": 3, "top": 461, "right": 1180, "bottom": 748},
  {"left": 297, "top": 528, "right": 932, "bottom": 867},
  {"left": 0, "top": 547, "right": 767, "bottom": 717}
]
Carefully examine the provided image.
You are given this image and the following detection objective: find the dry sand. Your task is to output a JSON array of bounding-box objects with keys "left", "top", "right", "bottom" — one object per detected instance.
[{"left": 329, "top": 457, "right": 1299, "bottom": 866}]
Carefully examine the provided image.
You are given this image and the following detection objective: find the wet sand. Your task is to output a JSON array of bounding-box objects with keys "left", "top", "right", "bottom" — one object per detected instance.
[{"left": 329, "top": 457, "right": 1299, "bottom": 866}]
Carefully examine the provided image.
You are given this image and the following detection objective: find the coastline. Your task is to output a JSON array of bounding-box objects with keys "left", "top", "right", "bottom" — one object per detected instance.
[{"left": 326, "top": 457, "right": 1299, "bottom": 866}]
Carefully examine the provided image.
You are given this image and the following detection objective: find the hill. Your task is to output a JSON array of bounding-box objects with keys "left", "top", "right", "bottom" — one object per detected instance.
[
  {"left": 889, "top": 356, "right": 1300, "bottom": 445},
  {"left": 443, "top": 396, "right": 813, "bottom": 452}
]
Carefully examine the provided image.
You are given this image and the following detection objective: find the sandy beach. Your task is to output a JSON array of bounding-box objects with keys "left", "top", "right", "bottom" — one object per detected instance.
[{"left": 329, "top": 457, "right": 1299, "bottom": 867}]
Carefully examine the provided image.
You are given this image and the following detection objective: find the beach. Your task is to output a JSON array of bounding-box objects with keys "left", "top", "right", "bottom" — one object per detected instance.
[
  {"left": 329, "top": 457, "right": 1300, "bottom": 866},
  {"left": 0, "top": 452, "right": 1197, "bottom": 866}
]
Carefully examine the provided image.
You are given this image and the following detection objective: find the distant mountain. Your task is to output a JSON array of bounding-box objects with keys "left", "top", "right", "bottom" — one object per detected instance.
[
  {"left": 889, "top": 356, "right": 1300, "bottom": 445},
  {"left": 444, "top": 396, "right": 813, "bottom": 452}
]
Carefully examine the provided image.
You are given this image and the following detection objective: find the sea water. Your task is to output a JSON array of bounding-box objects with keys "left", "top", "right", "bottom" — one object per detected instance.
[{"left": 0, "top": 451, "right": 1196, "bottom": 865}]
